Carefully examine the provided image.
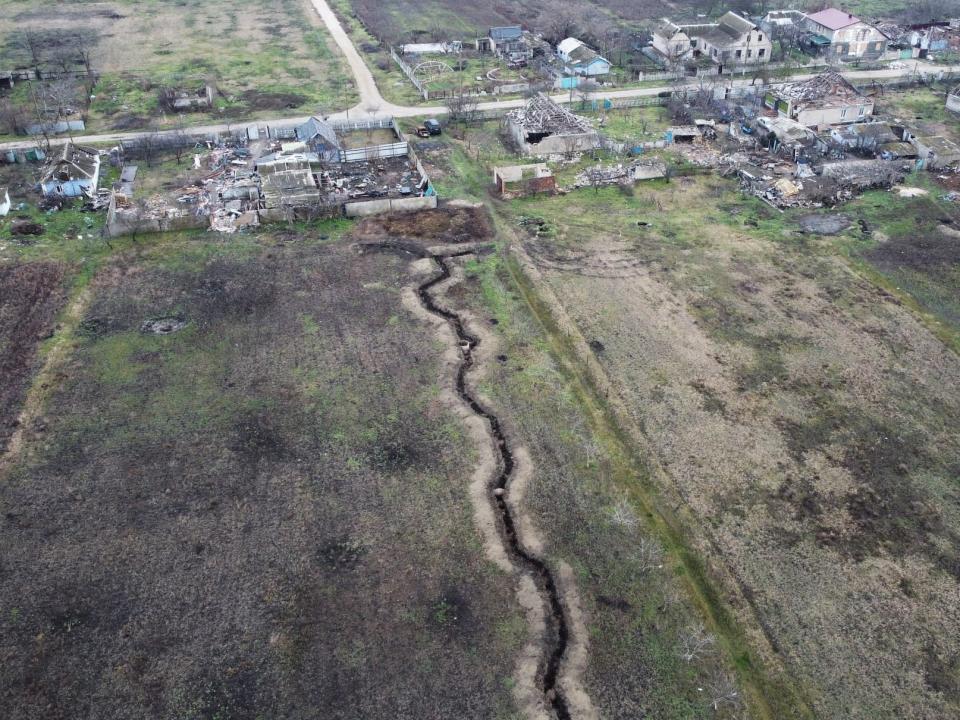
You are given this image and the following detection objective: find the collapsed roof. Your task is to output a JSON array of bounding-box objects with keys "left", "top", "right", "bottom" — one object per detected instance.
[
  {"left": 41, "top": 143, "right": 99, "bottom": 183},
  {"left": 506, "top": 93, "right": 594, "bottom": 135},
  {"left": 776, "top": 71, "right": 865, "bottom": 108}
]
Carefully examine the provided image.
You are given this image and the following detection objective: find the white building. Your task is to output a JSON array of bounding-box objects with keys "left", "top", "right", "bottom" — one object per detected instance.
[{"left": 652, "top": 12, "right": 772, "bottom": 67}]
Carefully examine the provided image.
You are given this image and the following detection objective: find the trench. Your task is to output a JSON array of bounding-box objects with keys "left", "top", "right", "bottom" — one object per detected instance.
[{"left": 368, "top": 242, "right": 572, "bottom": 719}]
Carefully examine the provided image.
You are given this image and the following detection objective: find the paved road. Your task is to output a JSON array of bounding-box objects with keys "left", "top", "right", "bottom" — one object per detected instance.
[{"left": 0, "top": 0, "right": 956, "bottom": 152}]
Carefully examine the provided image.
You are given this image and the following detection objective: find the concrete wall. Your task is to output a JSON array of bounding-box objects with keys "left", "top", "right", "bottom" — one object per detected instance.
[
  {"left": 344, "top": 195, "right": 437, "bottom": 217},
  {"left": 948, "top": 92, "right": 960, "bottom": 113},
  {"left": 106, "top": 206, "right": 209, "bottom": 238}
]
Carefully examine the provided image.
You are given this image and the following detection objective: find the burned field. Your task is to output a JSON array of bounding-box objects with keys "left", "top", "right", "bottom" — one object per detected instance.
[
  {"left": 0, "top": 261, "right": 67, "bottom": 453},
  {"left": 508, "top": 177, "right": 960, "bottom": 719},
  {"left": 0, "top": 236, "right": 526, "bottom": 719}
]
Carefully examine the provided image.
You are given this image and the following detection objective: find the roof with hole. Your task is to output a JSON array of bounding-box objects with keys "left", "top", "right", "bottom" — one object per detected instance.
[{"left": 490, "top": 26, "right": 523, "bottom": 41}]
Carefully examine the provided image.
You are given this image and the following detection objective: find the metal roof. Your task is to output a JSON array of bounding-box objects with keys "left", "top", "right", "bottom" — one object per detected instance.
[{"left": 807, "top": 8, "right": 862, "bottom": 31}]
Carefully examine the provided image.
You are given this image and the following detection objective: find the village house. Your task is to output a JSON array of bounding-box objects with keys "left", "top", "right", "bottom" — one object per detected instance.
[
  {"left": 652, "top": 12, "right": 772, "bottom": 68},
  {"left": 40, "top": 143, "right": 100, "bottom": 198},
  {"left": 804, "top": 9, "right": 887, "bottom": 60},
  {"left": 480, "top": 27, "right": 533, "bottom": 62},
  {"left": 505, "top": 93, "right": 600, "bottom": 156},
  {"left": 556, "top": 38, "right": 612, "bottom": 77},
  {"left": 766, "top": 71, "right": 874, "bottom": 128}
]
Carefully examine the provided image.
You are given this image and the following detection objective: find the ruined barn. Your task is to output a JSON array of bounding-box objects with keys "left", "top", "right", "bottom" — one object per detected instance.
[{"left": 505, "top": 94, "right": 601, "bottom": 156}]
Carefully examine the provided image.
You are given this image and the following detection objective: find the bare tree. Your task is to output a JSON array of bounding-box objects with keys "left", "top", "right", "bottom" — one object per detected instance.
[
  {"left": 678, "top": 623, "right": 716, "bottom": 662},
  {"left": 16, "top": 29, "right": 45, "bottom": 71},
  {"left": 575, "top": 78, "right": 601, "bottom": 110},
  {"left": 632, "top": 537, "right": 664, "bottom": 575},
  {"left": 446, "top": 89, "right": 479, "bottom": 126},
  {"left": 0, "top": 98, "right": 29, "bottom": 135},
  {"left": 706, "top": 671, "right": 742, "bottom": 711}
]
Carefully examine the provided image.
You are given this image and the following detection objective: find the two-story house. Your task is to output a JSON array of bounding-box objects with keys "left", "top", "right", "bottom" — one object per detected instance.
[
  {"left": 652, "top": 12, "right": 772, "bottom": 68},
  {"left": 804, "top": 9, "right": 887, "bottom": 60}
]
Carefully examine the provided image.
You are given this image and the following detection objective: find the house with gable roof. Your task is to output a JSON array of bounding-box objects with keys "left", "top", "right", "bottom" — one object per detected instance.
[{"left": 804, "top": 9, "right": 888, "bottom": 60}]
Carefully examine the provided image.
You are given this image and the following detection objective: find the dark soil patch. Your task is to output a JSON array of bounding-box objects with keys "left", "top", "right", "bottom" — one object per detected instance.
[
  {"left": 866, "top": 229, "right": 960, "bottom": 270},
  {"left": 109, "top": 114, "right": 150, "bottom": 131},
  {"left": 0, "top": 262, "right": 67, "bottom": 451},
  {"left": 352, "top": 204, "right": 492, "bottom": 244},
  {"left": 10, "top": 220, "right": 44, "bottom": 236},
  {"left": 239, "top": 89, "right": 307, "bottom": 111}
]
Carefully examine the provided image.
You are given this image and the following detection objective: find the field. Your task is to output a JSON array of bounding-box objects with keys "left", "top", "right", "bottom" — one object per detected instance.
[
  {"left": 334, "top": 0, "right": 918, "bottom": 44},
  {"left": 0, "top": 201, "right": 760, "bottom": 719},
  {"left": 497, "top": 173, "right": 960, "bottom": 719},
  {"left": 0, "top": 0, "right": 357, "bottom": 132},
  {"left": 0, "top": 225, "right": 530, "bottom": 718}
]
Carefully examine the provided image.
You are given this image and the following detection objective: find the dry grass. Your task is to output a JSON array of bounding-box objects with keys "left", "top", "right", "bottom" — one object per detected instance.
[
  {"left": 512, "top": 177, "right": 960, "bottom": 719},
  {"left": 0, "top": 0, "right": 357, "bottom": 130}
]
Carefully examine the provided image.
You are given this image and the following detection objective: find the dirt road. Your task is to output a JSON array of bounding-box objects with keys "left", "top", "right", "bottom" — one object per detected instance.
[{"left": 0, "top": 0, "right": 955, "bottom": 152}]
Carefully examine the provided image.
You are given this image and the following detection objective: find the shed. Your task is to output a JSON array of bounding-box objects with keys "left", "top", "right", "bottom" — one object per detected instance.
[{"left": 295, "top": 116, "right": 342, "bottom": 161}]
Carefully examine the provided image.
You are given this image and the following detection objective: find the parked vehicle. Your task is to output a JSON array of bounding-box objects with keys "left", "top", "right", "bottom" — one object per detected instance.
[{"left": 424, "top": 119, "right": 442, "bottom": 135}]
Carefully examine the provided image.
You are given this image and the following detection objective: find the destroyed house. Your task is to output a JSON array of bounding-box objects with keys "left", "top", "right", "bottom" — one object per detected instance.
[
  {"left": 493, "top": 163, "right": 555, "bottom": 198},
  {"left": 295, "top": 117, "right": 342, "bottom": 162},
  {"left": 257, "top": 155, "right": 322, "bottom": 209},
  {"left": 830, "top": 122, "right": 897, "bottom": 152},
  {"left": 505, "top": 93, "right": 600, "bottom": 156},
  {"left": 767, "top": 71, "right": 873, "bottom": 128},
  {"left": 804, "top": 9, "right": 887, "bottom": 60},
  {"left": 757, "top": 116, "right": 827, "bottom": 160},
  {"left": 40, "top": 143, "right": 100, "bottom": 198},
  {"left": 652, "top": 12, "right": 771, "bottom": 66},
  {"left": 907, "top": 133, "right": 960, "bottom": 170}
]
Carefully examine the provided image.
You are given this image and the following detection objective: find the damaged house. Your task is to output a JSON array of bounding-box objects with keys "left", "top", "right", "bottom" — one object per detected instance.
[
  {"left": 40, "top": 142, "right": 100, "bottom": 198},
  {"left": 829, "top": 122, "right": 897, "bottom": 153},
  {"left": 505, "top": 93, "right": 601, "bottom": 156},
  {"left": 295, "top": 116, "right": 342, "bottom": 162},
  {"left": 757, "top": 116, "right": 827, "bottom": 160},
  {"left": 766, "top": 71, "right": 873, "bottom": 128}
]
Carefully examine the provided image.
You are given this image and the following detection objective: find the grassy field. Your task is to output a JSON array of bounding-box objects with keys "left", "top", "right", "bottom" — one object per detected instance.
[
  {"left": 0, "top": 0, "right": 357, "bottom": 132},
  {"left": 0, "top": 227, "right": 531, "bottom": 719},
  {"left": 494, "top": 173, "right": 960, "bottom": 720}
]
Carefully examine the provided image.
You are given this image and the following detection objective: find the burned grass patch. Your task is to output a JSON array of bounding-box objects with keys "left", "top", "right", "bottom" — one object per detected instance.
[{"left": 0, "top": 238, "right": 524, "bottom": 718}]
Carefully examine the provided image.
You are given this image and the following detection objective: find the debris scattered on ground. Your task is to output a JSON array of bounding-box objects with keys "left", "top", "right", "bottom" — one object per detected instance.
[{"left": 140, "top": 317, "right": 188, "bottom": 335}]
